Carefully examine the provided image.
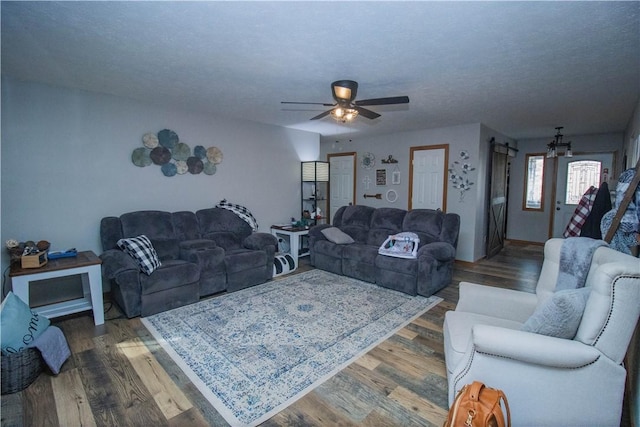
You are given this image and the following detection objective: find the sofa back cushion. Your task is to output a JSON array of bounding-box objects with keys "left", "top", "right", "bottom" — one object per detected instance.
[
  {"left": 120, "top": 211, "right": 179, "bottom": 260},
  {"left": 339, "top": 205, "right": 375, "bottom": 243},
  {"left": 196, "top": 207, "right": 252, "bottom": 244},
  {"left": 100, "top": 216, "right": 124, "bottom": 250},
  {"left": 402, "top": 209, "right": 444, "bottom": 244},
  {"left": 172, "top": 211, "right": 201, "bottom": 241},
  {"left": 367, "top": 208, "right": 407, "bottom": 247}
]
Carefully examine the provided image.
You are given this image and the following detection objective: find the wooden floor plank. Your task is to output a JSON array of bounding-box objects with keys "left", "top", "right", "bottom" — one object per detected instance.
[
  {"left": 388, "top": 385, "right": 449, "bottom": 425},
  {"left": 51, "top": 368, "right": 97, "bottom": 427},
  {"left": 117, "top": 337, "right": 193, "bottom": 419}
]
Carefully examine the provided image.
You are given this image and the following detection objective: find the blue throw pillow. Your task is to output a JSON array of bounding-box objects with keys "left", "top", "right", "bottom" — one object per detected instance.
[{"left": 0, "top": 291, "right": 51, "bottom": 355}]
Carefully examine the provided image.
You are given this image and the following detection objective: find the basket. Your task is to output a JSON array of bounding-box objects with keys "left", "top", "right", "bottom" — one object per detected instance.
[{"left": 1, "top": 348, "right": 44, "bottom": 394}]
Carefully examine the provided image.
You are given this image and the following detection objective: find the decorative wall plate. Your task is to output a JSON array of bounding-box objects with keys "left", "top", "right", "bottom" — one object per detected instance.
[{"left": 361, "top": 152, "right": 375, "bottom": 169}]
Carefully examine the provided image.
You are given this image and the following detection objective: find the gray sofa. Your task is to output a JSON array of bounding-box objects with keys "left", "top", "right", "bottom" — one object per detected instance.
[
  {"left": 100, "top": 207, "right": 277, "bottom": 317},
  {"left": 309, "top": 205, "right": 460, "bottom": 297}
]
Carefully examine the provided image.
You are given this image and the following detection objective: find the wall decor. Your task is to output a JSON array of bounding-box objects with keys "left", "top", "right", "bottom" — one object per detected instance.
[
  {"left": 132, "top": 129, "right": 223, "bottom": 177},
  {"left": 381, "top": 155, "right": 398, "bottom": 164},
  {"left": 376, "top": 169, "right": 387, "bottom": 186},
  {"left": 386, "top": 189, "right": 398, "bottom": 203},
  {"left": 362, "top": 175, "right": 372, "bottom": 190},
  {"left": 448, "top": 150, "right": 476, "bottom": 202},
  {"left": 361, "top": 152, "right": 375, "bottom": 169},
  {"left": 392, "top": 166, "right": 401, "bottom": 185}
]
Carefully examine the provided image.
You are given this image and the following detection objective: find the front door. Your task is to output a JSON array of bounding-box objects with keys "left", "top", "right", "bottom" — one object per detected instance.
[
  {"left": 328, "top": 152, "right": 356, "bottom": 223},
  {"left": 551, "top": 152, "right": 614, "bottom": 237},
  {"left": 409, "top": 145, "right": 448, "bottom": 211}
]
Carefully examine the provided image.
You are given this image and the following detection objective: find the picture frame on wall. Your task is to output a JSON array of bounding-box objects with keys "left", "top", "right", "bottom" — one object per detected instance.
[
  {"left": 376, "top": 169, "right": 386, "bottom": 186},
  {"left": 392, "top": 170, "right": 401, "bottom": 185}
]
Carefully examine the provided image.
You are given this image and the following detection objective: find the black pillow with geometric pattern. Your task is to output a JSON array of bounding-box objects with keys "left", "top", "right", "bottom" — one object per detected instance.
[{"left": 117, "top": 235, "right": 161, "bottom": 275}]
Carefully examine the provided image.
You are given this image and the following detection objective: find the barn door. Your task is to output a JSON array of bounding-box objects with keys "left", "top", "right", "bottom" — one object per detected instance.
[{"left": 486, "top": 142, "right": 516, "bottom": 258}]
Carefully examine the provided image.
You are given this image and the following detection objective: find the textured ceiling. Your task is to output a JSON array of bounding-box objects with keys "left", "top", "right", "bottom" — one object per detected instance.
[{"left": 2, "top": 1, "right": 639, "bottom": 142}]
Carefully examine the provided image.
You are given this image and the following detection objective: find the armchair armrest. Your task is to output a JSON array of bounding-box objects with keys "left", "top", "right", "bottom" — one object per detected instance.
[
  {"left": 99, "top": 249, "right": 138, "bottom": 279},
  {"left": 472, "top": 324, "right": 601, "bottom": 368},
  {"left": 243, "top": 232, "right": 277, "bottom": 250},
  {"left": 456, "top": 282, "right": 538, "bottom": 322},
  {"left": 417, "top": 241, "right": 455, "bottom": 261}
]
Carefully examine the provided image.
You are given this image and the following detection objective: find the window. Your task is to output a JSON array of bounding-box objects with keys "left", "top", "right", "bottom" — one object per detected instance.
[
  {"left": 565, "top": 160, "right": 601, "bottom": 204},
  {"left": 523, "top": 154, "right": 545, "bottom": 210}
]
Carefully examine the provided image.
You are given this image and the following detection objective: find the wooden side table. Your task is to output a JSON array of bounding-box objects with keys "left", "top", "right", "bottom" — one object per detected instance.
[{"left": 9, "top": 251, "right": 104, "bottom": 325}]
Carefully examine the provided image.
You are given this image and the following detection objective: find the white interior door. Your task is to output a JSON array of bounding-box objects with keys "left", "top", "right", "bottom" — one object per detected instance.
[
  {"left": 329, "top": 153, "right": 355, "bottom": 223},
  {"left": 551, "top": 152, "right": 613, "bottom": 237},
  {"left": 410, "top": 146, "right": 447, "bottom": 210}
]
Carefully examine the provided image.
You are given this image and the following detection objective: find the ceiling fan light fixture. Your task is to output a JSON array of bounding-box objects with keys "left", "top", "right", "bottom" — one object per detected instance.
[{"left": 331, "top": 107, "right": 358, "bottom": 123}]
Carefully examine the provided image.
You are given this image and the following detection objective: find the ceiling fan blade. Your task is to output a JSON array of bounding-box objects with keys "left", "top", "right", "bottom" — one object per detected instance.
[
  {"left": 353, "top": 105, "right": 381, "bottom": 120},
  {"left": 355, "top": 96, "right": 410, "bottom": 106},
  {"left": 310, "top": 110, "right": 333, "bottom": 120},
  {"left": 281, "top": 101, "right": 335, "bottom": 106}
]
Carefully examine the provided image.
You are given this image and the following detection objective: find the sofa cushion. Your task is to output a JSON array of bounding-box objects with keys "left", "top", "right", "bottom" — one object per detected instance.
[
  {"left": 139, "top": 259, "right": 200, "bottom": 294},
  {"left": 375, "top": 254, "right": 418, "bottom": 274},
  {"left": 117, "top": 235, "right": 162, "bottom": 275},
  {"left": 521, "top": 288, "right": 590, "bottom": 339},
  {"left": 150, "top": 238, "right": 180, "bottom": 261},
  {"left": 321, "top": 227, "right": 355, "bottom": 244},
  {"left": 197, "top": 207, "right": 252, "bottom": 238},
  {"left": 121, "top": 211, "right": 175, "bottom": 240},
  {"left": 312, "top": 239, "right": 347, "bottom": 258},
  {"left": 224, "top": 249, "right": 267, "bottom": 274},
  {"left": 341, "top": 205, "right": 376, "bottom": 228},
  {"left": 172, "top": 211, "right": 201, "bottom": 241},
  {"left": 204, "top": 231, "right": 243, "bottom": 250},
  {"left": 403, "top": 209, "right": 444, "bottom": 244}
]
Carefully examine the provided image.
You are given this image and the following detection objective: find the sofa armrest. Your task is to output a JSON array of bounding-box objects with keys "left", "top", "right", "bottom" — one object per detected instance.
[
  {"left": 243, "top": 232, "right": 277, "bottom": 250},
  {"left": 456, "top": 282, "right": 538, "bottom": 322},
  {"left": 417, "top": 241, "right": 456, "bottom": 261},
  {"left": 100, "top": 249, "right": 138, "bottom": 279},
  {"left": 472, "top": 324, "right": 601, "bottom": 368}
]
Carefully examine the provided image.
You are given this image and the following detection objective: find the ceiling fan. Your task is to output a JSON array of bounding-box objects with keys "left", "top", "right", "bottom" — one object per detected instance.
[{"left": 281, "top": 80, "right": 409, "bottom": 122}]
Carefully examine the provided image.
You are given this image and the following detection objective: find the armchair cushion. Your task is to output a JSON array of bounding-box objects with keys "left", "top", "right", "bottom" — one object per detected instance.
[
  {"left": 117, "top": 235, "right": 161, "bottom": 275},
  {"left": 321, "top": 227, "right": 355, "bottom": 244},
  {"left": 521, "top": 287, "right": 590, "bottom": 339}
]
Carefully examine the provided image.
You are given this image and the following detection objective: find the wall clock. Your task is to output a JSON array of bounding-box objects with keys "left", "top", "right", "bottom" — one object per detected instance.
[{"left": 361, "top": 152, "right": 375, "bottom": 169}]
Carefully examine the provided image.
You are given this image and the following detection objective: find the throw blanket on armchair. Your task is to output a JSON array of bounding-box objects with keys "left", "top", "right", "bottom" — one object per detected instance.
[
  {"left": 216, "top": 199, "right": 259, "bottom": 231},
  {"left": 556, "top": 237, "right": 608, "bottom": 291}
]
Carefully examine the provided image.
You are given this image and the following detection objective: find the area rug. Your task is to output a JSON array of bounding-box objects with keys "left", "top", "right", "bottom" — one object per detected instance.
[{"left": 141, "top": 269, "right": 442, "bottom": 427}]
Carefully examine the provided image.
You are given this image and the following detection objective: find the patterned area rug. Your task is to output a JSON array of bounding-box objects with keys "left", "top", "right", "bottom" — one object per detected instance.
[{"left": 142, "top": 269, "right": 442, "bottom": 427}]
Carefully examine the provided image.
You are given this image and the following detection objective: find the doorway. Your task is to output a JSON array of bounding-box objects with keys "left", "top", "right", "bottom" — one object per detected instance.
[
  {"left": 409, "top": 145, "right": 448, "bottom": 211},
  {"left": 328, "top": 152, "right": 356, "bottom": 223},
  {"left": 550, "top": 152, "right": 614, "bottom": 238},
  {"left": 487, "top": 142, "right": 517, "bottom": 258}
]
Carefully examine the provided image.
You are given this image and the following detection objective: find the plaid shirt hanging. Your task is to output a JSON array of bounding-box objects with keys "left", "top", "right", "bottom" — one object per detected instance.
[{"left": 563, "top": 186, "right": 597, "bottom": 237}]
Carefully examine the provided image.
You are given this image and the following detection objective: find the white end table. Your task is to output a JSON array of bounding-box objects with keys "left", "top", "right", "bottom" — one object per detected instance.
[
  {"left": 9, "top": 251, "right": 104, "bottom": 325},
  {"left": 270, "top": 225, "right": 310, "bottom": 271}
]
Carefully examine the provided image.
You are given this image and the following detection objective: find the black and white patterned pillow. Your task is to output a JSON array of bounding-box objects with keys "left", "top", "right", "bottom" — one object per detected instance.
[{"left": 117, "top": 235, "right": 161, "bottom": 275}]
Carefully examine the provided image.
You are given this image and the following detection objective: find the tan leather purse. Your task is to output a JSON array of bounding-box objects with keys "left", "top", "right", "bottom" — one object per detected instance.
[{"left": 444, "top": 381, "right": 511, "bottom": 427}]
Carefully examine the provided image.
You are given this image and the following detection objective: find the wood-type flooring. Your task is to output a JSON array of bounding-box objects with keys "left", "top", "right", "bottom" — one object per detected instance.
[{"left": 0, "top": 242, "right": 631, "bottom": 426}]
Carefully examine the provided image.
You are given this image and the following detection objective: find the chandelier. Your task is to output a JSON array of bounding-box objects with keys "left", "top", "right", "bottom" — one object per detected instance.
[
  {"left": 546, "top": 127, "right": 573, "bottom": 158},
  {"left": 330, "top": 107, "right": 359, "bottom": 123}
]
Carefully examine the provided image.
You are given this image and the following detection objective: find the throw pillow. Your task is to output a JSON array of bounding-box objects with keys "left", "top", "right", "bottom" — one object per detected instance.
[
  {"left": 321, "top": 227, "right": 355, "bottom": 244},
  {"left": 0, "top": 291, "right": 51, "bottom": 355},
  {"left": 117, "top": 235, "right": 161, "bottom": 275},
  {"left": 521, "top": 287, "right": 590, "bottom": 339}
]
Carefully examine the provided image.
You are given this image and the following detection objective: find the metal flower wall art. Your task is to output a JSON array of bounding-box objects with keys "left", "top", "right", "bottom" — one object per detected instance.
[{"left": 448, "top": 150, "right": 476, "bottom": 202}]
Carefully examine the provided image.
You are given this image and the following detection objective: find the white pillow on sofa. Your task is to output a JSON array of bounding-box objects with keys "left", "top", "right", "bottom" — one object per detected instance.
[
  {"left": 521, "top": 287, "right": 590, "bottom": 339},
  {"left": 321, "top": 227, "right": 355, "bottom": 244}
]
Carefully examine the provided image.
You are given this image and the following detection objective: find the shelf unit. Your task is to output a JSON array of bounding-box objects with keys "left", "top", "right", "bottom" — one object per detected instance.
[{"left": 301, "top": 161, "right": 329, "bottom": 226}]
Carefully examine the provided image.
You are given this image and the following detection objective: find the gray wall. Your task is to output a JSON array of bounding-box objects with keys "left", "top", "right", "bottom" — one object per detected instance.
[
  {"left": 320, "top": 123, "right": 514, "bottom": 263},
  {"left": 1, "top": 77, "right": 320, "bottom": 275}
]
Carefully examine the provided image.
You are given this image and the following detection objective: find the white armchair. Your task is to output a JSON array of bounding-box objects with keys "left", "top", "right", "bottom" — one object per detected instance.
[{"left": 443, "top": 238, "right": 640, "bottom": 426}]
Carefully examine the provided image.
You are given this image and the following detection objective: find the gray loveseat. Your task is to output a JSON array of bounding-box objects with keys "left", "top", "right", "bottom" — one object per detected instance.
[
  {"left": 309, "top": 205, "right": 460, "bottom": 297},
  {"left": 100, "top": 207, "right": 277, "bottom": 317}
]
